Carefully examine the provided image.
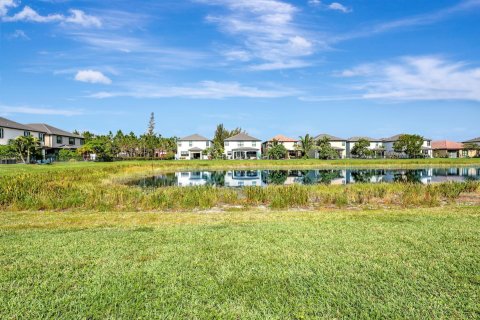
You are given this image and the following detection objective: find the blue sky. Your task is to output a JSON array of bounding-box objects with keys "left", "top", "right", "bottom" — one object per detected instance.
[{"left": 1, "top": 0, "right": 479, "bottom": 141}]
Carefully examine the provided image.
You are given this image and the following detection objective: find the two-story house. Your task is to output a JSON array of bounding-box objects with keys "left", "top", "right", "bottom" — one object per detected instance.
[
  {"left": 224, "top": 133, "right": 261, "bottom": 160},
  {"left": 311, "top": 134, "right": 348, "bottom": 159},
  {"left": 346, "top": 136, "right": 385, "bottom": 158},
  {"left": 0, "top": 117, "right": 46, "bottom": 146},
  {"left": 262, "top": 134, "right": 300, "bottom": 159},
  {"left": 382, "top": 134, "right": 432, "bottom": 158},
  {"left": 27, "top": 123, "right": 84, "bottom": 159},
  {"left": 176, "top": 134, "right": 212, "bottom": 160}
]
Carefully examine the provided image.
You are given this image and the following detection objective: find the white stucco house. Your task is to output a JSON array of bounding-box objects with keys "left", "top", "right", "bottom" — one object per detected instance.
[
  {"left": 176, "top": 134, "right": 212, "bottom": 160},
  {"left": 262, "top": 134, "right": 301, "bottom": 158},
  {"left": 311, "top": 134, "right": 348, "bottom": 159},
  {"left": 224, "top": 133, "right": 261, "bottom": 160},
  {"left": 224, "top": 170, "right": 263, "bottom": 187},
  {"left": 382, "top": 134, "right": 433, "bottom": 158},
  {"left": 346, "top": 136, "right": 385, "bottom": 158}
]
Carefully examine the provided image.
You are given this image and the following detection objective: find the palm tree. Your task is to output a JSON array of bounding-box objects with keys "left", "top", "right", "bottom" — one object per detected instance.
[
  {"left": 9, "top": 136, "right": 41, "bottom": 164},
  {"left": 297, "top": 134, "right": 314, "bottom": 158}
]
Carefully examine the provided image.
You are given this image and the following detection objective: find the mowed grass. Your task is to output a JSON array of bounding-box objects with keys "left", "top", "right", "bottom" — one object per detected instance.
[{"left": 1, "top": 207, "right": 479, "bottom": 318}]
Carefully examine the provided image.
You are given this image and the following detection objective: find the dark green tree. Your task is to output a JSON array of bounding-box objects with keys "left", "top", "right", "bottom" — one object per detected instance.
[
  {"left": 351, "top": 138, "right": 372, "bottom": 158},
  {"left": 316, "top": 137, "right": 339, "bottom": 160},
  {"left": 393, "top": 134, "right": 424, "bottom": 158}
]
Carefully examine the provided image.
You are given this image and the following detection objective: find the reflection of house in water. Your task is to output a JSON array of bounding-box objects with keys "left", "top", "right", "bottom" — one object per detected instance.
[
  {"left": 302, "top": 170, "right": 346, "bottom": 185},
  {"left": 225, "top": 170, "right": 263, "bottom": 187},
  {"left": 431, "top": 167, "right": 480, "bottom": 183},
  {"left": 345, "top": 169, "right": 434, "bottom": 184},
  {"left": 175, "top": 171, "right": 212, "bottom": 186}
]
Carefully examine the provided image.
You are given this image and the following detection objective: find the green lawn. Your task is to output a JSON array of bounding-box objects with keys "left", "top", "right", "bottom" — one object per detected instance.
[
  {"left": 1, "top": 157, "right": 480, "bottom": 175},
  {"left": 1, "top": 207, "right": 479, "bottom": 318}
]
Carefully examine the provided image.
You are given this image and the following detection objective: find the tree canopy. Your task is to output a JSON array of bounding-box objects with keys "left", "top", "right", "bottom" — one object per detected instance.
[
  {"left": 393, "top": 134, "right": 425, "bottom": 158},
  {"left": 316, "top": 137, "right": 339, "bottom": 160},
  {"left": 350, "top": 138, "right": 372, "bottom": 158}
]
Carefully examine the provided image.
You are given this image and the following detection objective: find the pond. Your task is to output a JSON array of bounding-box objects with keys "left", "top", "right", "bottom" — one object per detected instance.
[{"left": 128, "top": 167, "right": 480, "bottom": 188}]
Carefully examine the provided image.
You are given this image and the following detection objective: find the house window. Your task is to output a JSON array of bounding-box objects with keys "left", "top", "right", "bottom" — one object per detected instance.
[
  {"left": 206, "top": 141, "right": 210, "bottom": 147},
  {"left": 181, "top": 151, "right": 189, "bottom": 157},
  {"left": 39, "top": 133, "right": 45, "bottom": 142},
  {"left": 225, "top": 142, "right": 229, "bottom": 146},
  {"left": 189, "top": 141, "right": 193, "bottom": 147},
  {"left": 178, "top": 142, "right": 182, "bottom": 147},
  {"left": 0, "top": 128, "right": 3, "bottom": 139},
  {"left": 342, "top": 142, "right": 346, "bottom": 146},
  {"left": 80, "top": 139, "right": 85, "bottom": 145},
  {"left": 427, "top": 141, "right": 431, "bottom": 147},
  {"left": 24, "top": 131, "right": 30, "bottom": 137},
  {"left": 252, "top": 142, "right": 256, "bottom": 147},
  {"left": 238, "top": 142, "right": 244, "bottom": 147},
  {"left": 69, "top": 137, "right": 75, "bottom": 145},
  {"left": 57, "top": 136, "right": 63, "bottom": 144}
]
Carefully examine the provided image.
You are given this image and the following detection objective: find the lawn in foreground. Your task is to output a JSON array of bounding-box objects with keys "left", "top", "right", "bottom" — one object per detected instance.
[{"left": 1, "top": 207, "right": 479, "bottom": 319}]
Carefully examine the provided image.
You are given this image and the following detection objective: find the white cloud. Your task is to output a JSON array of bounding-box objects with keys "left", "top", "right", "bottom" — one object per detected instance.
[
  {"left": 74, "top": 70, "right": 112, "bottom": 84},
  {"left": 335, "top": 56, "right": 480, "bottom": 102},
  {"left": 0, "top": 0, "right": 17, "bottom": 17},
  {"left": 89, "top": 81, "right": 298, "bottom": 99},
  {"left": 0, "top": 105, "right": 83, "bottom": 116},
  {"left": 64, "top": 9, "right": 102, "bottom": 28},
  {"left": 328, "top": 2, "right": 351, "bottom": 13},
  {"left": 3, "top": 6, "right": 63, "bottom": 22},
  {"left": 197, "top": 0, "right": 315, "bottom": 70},
  {"left": 308, "top": 0, "right": 321, "bottom": 7},
  {"left": 8, "top": 29, "right": 29, "bottom": 40},
  {"left": 2, "top": 6, "right": 101, "bottom": 27}
]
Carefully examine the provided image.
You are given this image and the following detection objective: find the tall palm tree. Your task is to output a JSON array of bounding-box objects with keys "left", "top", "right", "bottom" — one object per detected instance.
[
  {"left": 9, "top": 136, "right": 41, "bottom": 164},
  {"left": 298, "top": 134, "right": 314, "bottom": 158}
]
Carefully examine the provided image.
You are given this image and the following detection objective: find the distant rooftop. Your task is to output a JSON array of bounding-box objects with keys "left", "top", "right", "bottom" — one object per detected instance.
[
  {"left": 178, "top": 134, "right": 210, "bottom": 141},
  {"left": 27, "top": 123, "right": 83, "bottom": 138},
  {"left": 225, "top": 133, "right": 261, "bottom": 142},
  {"left": 432, "top": 140, "right": 464, "bottom": 150},
  {"left": 267, "top": 134, "right": 298, "bottom": 142},
  {"left": 463, "top": 137, "right": 480, "bottom": 143},
  {"left": 0, "top": 117, "right": 42, "bottom": 132},
  {"left": 314, "top": 133, "right": 346, "bottom": 141},
  {"left": 348, "top": 136, "right": 381, "bottom": 142}
]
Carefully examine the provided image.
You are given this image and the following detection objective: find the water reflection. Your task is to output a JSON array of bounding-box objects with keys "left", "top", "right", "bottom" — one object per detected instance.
[{"left": 130, "top": 167, "right": 480, "bottom": 188}]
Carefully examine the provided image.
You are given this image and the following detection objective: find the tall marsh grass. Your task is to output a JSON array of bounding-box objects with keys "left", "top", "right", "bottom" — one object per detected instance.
[{"left": 1, "top": 166, "right": 479, "bottom": 211}]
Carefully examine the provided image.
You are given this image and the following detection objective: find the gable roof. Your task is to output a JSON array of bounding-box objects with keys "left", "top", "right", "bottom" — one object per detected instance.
[
  {"left": 267, "top": 134, "right": 298, "bottom": 142},
  {"left": 463, "top": 137, "right": 480, "bottom": 143},
  {"left": 348, "top": 136, "right": 381, "bottom": 142},
  {"left": 0, "top": 117, "right": 42, "bottom": 132},
  {"left": 314, "top": 133, "right": 346, "bottom": 141},
  {"left": 27, "top": 123, "right": 83, "bottom": 138},
  {"left": 178, "top": 134, "right": 210, "bottom": 141},
  {"left": 225, "top": 133, "right": 261, "bottom": 142},
  {"left": 432, "top": 140, "right": 464, "bottom": 150},
  {"left": 382, "top": 134, "right": 431, "bottom": 142}
]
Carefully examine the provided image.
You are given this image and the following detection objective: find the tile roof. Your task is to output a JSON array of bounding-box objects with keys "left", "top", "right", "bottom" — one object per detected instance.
[
  {"left": 432, "top": 140, "right": 465, "bottom": 150},
  {"left": 314, "top": 133, "right": 346, "bottom": 141},
  {"left": 0, "top": 117, "right": 42, "bottom": 131},
  {"left": 268, "top": 134, "right": 298, "bottom": 142},
  {"left": 225, "top": 133, "right": 261, "bottom": 141},
  {"left": 178, "top": 134, "right": 210, "bottom": 141},
  {"left": 27, "top": 123, "right": 83, "bottom": 138}
]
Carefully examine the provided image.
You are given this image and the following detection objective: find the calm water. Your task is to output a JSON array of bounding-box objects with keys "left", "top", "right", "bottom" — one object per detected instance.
[{"left": 129, "top": 167, "right": 480, "bottom": 188}]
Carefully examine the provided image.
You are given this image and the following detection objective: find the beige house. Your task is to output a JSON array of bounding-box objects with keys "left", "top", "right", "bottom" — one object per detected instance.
[
  {"left": 462, "top": 137, "right": 480, "bottom": 157},
  {"left": 262, "top": 134, "right": 301, "bottom": 159},
  {"left": 27, "top": 123, "right": 84, "bottom": 159}
]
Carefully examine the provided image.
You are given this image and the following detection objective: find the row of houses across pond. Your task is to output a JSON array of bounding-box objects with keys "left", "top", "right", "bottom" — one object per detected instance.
[
  {"left": 176, "top": 133, "right": 480, "bottom": 160},
  {"left": 0, "top": 117, "right": 84, "bottom": 161}
]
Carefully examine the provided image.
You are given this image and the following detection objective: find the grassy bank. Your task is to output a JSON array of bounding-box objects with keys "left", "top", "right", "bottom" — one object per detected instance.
[
  {"left": 1, "top": 160, "right": 480, "bottom": 211},
  {"left": 2, "top": 158, "right": 480, "bottom": 175},
  {"left": 1, "top": 207, "right": 479, "bottom": 318}
]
